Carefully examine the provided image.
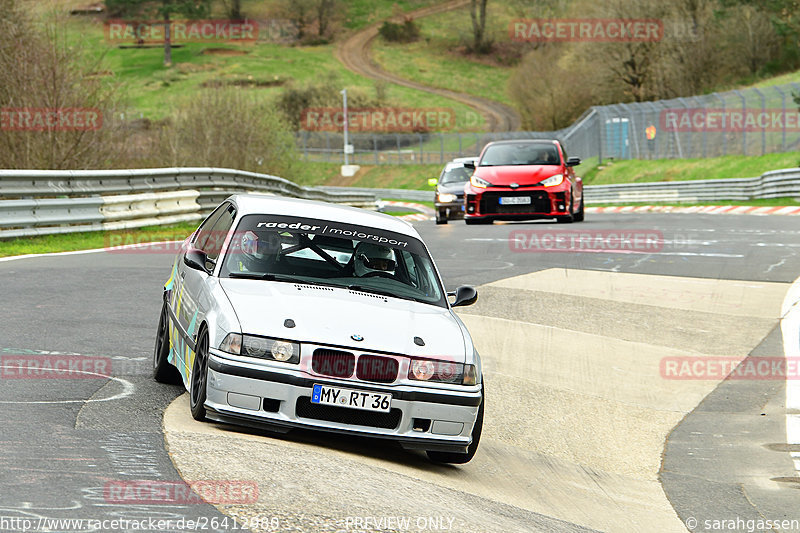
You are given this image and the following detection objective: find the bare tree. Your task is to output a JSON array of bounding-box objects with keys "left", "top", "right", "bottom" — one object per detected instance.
[
  {"left": 156, "top": 89, "right": 298, "bottom": 177},
  {"left": 509, "top": 47, "right": 595, "bottom": 130},
  {"left": 469, "top": 0, "right": 491, "bottom": 53},
  {"left": 0, "top": 0, "right": 128, "bottom": 169},
  {"left": 316, "top": 0, "right": 337, "bottom": 37},
  {"left": 724, "top": 5, "right": 779, "bottom": 75}
]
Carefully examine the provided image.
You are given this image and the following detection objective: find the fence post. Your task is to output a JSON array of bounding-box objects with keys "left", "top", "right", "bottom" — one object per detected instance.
[
  {"left": 735, "top": 90, "right": 746, "bottom": 155},
  {"left": 753, "top": 87, "right": 766, "bottom": 156},
  {"left": 775, "top": 86, "right": 787, "bottom": 152},
  {"left": 712, "top": 92, "right": 726, "bottom": 156},
  {"left": 596, "top": 107, "right": 603, "bottom": 165}
]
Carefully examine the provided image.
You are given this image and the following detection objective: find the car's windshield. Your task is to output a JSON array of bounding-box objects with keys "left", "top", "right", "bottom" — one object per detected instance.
[
  {"left": 221, "top": 215, "right": 447, "bottom": 307},
  {"left": 480, "top": 143, "right": 561, "bottom": 166},
  {"left": 440, "top": 165, "right": 472, "bottom": 184}
]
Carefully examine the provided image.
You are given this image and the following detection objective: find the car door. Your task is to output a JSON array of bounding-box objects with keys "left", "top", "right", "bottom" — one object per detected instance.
[
  {"left": 560, "top": 144, "right": 581, "bottom": 209},
  {"left": 169, "top": 203, "right": 228, "bottom": 376},
  {"left": 182, "top": 202, "right": 237, "bottom": 378}
]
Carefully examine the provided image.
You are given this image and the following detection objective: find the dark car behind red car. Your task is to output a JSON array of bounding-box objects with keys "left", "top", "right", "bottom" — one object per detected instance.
[{"left": 463, "top": 140, "right": 584, "bottom": 224}]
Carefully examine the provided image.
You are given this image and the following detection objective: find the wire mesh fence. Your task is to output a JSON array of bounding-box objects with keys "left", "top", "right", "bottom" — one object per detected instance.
[{"left": 295, "top": 82, "right": 800, "bottom": 165}]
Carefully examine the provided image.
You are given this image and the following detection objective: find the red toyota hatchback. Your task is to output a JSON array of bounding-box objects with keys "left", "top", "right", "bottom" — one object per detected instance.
[{"left": 463, "top": 140, "right": 584, "bottom": 224}]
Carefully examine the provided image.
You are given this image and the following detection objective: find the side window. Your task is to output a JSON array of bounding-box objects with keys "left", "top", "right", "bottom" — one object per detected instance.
[
  {"left": 203, "top": 204, "right": 236, "bottom": 261},
  {"left": 194, "top": 204, "right": 226, "bottom": 251}
]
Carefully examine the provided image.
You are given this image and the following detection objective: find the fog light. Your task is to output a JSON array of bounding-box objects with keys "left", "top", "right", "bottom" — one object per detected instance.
[
  {"left": 467, "top": 206, "right": 475, "bottom": 213},
  {"left": 558, "top": 203, "right": 565, "bottom": 211}
]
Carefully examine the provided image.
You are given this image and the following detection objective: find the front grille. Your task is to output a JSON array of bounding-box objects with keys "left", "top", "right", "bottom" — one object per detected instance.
[
  {"left": 312, "top": 349, "right": 355, "bottom": 378},
  {"left": 295, "top": 397, "right": 402, "bottom": 429},
  {"left": 356, "top": 355, "right": 398, "bottom": 383},
  {"left": 480, "top": 191, "right": 550, "bottom": 214}
]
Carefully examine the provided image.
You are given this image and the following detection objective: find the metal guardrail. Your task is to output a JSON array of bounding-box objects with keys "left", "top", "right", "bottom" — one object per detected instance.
[
  {"left": 0, "top": 167, "right": 378, "bottom": 239},
  {"left": 318, "top": 169, "right": 800, "bottom": 206},
  {"left": 318, "top": 186, "right": 434, "bottom": 203},
  {"left": 583, "top": 168, "right": 800, "bottom": 204}
]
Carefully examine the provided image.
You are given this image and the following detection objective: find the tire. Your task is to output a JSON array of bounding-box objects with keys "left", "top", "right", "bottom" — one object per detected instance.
[
  {"left": 436, "top": 210, "right": 448, "bottom": 225},
  {"left": 556, "top": 199, "right": 574, "bottom": 223},
  {"left": 427, "top": 383, "right": 484, "bottom": 464},
  {"left": 153, "top": 300, "right": 182, "bottom": 384},
  {"left": 573, "top": 196, "right": 585, "bottom": 222},
  {"left": 189, "top": 329, "right": 209, "bottom": 421},
  {"left": 465, "top": 217, "right": 492, "bottom": 225}
]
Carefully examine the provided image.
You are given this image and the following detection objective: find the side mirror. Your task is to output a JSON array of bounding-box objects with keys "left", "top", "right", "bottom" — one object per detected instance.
[
  {"left": 428, "top": 177, "right": 439, "bottom": 187},
  {"left": 463, "top": 161, "right": 476, "bottom": 169},
  {"left": 448, "top": 285, "right": 478, "bottom": 307},
  {"left": 184, "top": 248, "right": 213, "bottom": 274},
  {"left": 566, "top": 157, "right": 581, "bottom": 167}
]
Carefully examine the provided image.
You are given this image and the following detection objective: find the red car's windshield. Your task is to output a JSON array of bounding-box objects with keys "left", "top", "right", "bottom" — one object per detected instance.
[{"left": 480, "top": 143, "right": 561, "bottom": 166}]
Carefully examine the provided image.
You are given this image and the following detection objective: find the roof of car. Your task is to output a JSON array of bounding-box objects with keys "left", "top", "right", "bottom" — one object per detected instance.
[
  {"left": 227, "top": 194, "right": 421, "bottom": 238},
  {"left": 485, "top": 139, "right": 560, "bottom": 146}
]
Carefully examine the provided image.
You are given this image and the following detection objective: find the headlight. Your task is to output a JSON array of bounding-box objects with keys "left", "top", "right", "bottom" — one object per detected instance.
[
  {"left": 469, "top": 175, "right": 492, "bottom": 189},
  {"left": 408, "top": 358, "right": 465, "bottom": 384},
  {"left": 437, "top": 193, "right": 457, "bottom": 203},
  {"left": 219, "top": 333, "right": 300, "bottom": 364},
  {"left": 539, "top": 174, "right": 564, "bottom": 187}
]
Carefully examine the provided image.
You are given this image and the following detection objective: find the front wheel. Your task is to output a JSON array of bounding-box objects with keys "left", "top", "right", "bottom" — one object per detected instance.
[
  {"left": 189, "top": 330, "right": 209, "bottom": 421},
  {"left": 573, "top": 196, "right": 585, "bottom": 222},
  {"left": 153, "top": 300, "right": 182, "bottom": 384},
  {"left": 435, "top": 210, "right": 448, "bottom": 225},
  {"left": 427, "top": 383, "right": 484, "bottom": 464}
]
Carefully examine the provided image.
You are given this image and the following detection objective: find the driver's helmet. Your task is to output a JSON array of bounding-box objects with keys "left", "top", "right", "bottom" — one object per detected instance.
[
  {"left": 238, "top": 230, "right": 281, "bottom": 271},
  {"left": 353, "top": 242, "right": 396, "bottom": 277}
]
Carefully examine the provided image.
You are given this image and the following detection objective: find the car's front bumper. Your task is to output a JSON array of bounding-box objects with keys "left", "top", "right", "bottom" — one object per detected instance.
[
  {"left": 204, "top": 352, "right": 482, "bottom": 453},
  {"left": 434, "top": 201, "right": 466, "bottom": 220},
  {"left": 465, "top": 186, "right": 571, "bottom": 219}
]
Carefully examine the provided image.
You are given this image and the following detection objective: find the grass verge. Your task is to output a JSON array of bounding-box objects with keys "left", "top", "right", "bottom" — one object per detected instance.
[{"left": 0, "top": 223, "right": 197, "bottom": 258}]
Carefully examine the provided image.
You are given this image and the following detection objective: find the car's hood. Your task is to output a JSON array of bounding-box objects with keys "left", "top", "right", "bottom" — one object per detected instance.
[
  {"left": 220, "top": 279, "right": 466, "bottom": 362},
  {"left": 437, "top": 181, "right": 468, "bottom": 194},
  {"left": 475, "top": 165, "right": 562, "bottom": 186}
]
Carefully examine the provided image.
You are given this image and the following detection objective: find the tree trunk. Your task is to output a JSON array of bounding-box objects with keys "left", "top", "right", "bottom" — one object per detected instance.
[
  {"left": 164, "top": 11, "right": 172, "bottom": 67},
  {"left": 470, "top": 0, "right": 488, "bottom": 53},
  {"left": 231, "top": 0, "right": 242, "bottom": 19}
]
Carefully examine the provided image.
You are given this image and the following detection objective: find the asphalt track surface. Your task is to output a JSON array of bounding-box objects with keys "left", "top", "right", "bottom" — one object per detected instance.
[{"left": 1, "top": 213, "right": 800, "bottom": 532}]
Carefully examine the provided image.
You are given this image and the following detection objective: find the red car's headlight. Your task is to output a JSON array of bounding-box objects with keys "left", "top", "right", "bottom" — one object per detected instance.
[
  {"left": 539, "top": 174, "right": 564, "bottom": 187},
  {"left": 470, "top": 175, "right": 492, "bottom": 189}
]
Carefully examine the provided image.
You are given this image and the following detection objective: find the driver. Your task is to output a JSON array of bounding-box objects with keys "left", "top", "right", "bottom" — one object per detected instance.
[
  {"left": 353, "top": 242, "right": 396, "bottom": 277},
  {"left": 238, "top": 230, "right": 282, "bottom": 272}
]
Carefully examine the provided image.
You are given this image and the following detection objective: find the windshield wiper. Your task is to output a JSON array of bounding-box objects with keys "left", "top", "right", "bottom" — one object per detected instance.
[
  {"left": 228, "top": 272, "right": 331, "bottom": 287},
  {"left": 347, "top": 284, "right": 416, "bottom": 302}
]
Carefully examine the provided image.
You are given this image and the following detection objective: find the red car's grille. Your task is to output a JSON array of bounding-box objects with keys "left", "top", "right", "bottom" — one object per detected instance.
[
  {"left": 480, "top": 191, "right": 550, "bottom": 214},
  {"left": 356, "top": 354, "right": 399, "bottom": 383},
  {"left": 312, "top": 349, "right": 355, "bottom": 378}
]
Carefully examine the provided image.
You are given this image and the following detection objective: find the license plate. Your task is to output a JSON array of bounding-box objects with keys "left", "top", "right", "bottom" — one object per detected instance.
[
  {"left": 499, "top": 196, "right": 531, "bottom": 205},
  {"left": 311, "top": 384, "right": 392, "bottom": 412}
]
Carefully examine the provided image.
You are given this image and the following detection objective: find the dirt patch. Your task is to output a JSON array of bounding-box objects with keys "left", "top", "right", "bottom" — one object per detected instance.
[
  {"left": 325, "top": 165, "right": 374, "bottom": 186},
  {"left": 201, "top": 48, "right": 249, "bottom": 56},
  {"left": 200, "top": 77, "right": 287, "bottom": 88}
]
